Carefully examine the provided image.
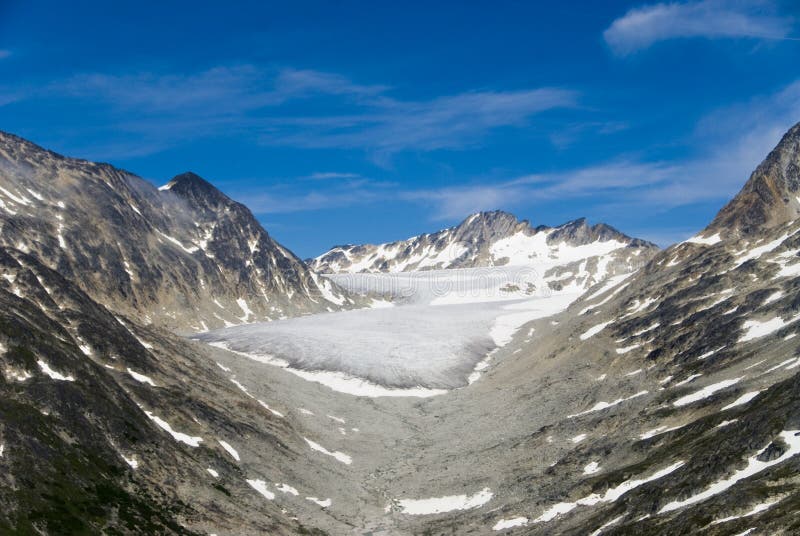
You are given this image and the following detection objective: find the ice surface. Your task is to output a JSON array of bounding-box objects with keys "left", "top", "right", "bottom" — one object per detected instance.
[{"left": 197, "top": 268, "right": 580, "bottom": 392}]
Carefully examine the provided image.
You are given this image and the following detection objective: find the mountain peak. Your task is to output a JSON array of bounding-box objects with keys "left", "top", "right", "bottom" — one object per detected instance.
[
  {"left": 706, "top": 120, "right": 800, "bottom": 238},
  {"left": 160, "top": 171, "right": 238, "bottom": 213}
]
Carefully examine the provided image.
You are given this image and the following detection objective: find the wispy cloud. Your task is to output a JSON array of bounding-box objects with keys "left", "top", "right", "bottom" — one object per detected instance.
[
  {"left": 49, "top": 65, "right": 389, "bottom": 118},
  {"left": 306, "top": 172, "right": 362, "bottom": 180},
  {"left": 0, "top": 50, "right": 10, "bottom": 60},
  {"left": 16, "top": 65, "right": 575, "bottom": 159},
  {"left": 604, "top": 0, "right": 795, "bottom": 55},
  {"left": 259, "top": 88, "right": 578, "bottom": 155},
  {"left": 235, "top": 79, "right": 800, "bottom": 227}
]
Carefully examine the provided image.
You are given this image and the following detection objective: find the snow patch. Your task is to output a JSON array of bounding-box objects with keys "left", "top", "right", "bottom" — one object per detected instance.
[
  {"left": 660, "top": 431, "right": 800, "bottom": 513},
  {"left": 394, "top": 488, "right": 493, "bottom": 515},
  {"left": 673, "top": 378, "right": 742, "bottom": 407},
  {"left": 37, "top": 360, "right": 74, "bottom": 382},
  {"left": 218, "top": 440, "right": 240, "bottom": 461},
  {"left": 144, "top": 411, "right": 203, "bottom": 447},
  {"left": 304, "top": 438, "right": 352, "bottom": 465}
]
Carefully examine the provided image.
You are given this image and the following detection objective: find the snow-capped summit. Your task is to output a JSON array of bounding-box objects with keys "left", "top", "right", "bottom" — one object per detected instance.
[
  {"left": 311, "top": 210, "right": 656, "bottom": 274},
  {"left": 310, "top": 210, "right": 657, "bottom": 293}
]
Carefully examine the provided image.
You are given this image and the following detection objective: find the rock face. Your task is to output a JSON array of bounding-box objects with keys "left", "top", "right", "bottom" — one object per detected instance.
[
  {"left": 311, "top": 210, "right": 658, "bottom": 292},
  {"left": 0, "top": 132, "right": 356, "bottom": 331},
  {"left": 706, "top": 121, "right": 800, "bottom": 238},
  {"left": 0, "top": 246, "right": 343, "bottom": 535}
]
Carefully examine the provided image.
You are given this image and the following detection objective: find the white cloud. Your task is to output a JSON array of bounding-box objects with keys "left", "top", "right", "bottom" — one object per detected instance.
[
  {"left": 261, "top": 88, "right": 578, "bottom": 154},
  {"left": 306, "top": 172, "right": 361, "bottom": 180},
  {"left": 241, "top": 79, "right": 800, "bottom": 228},
  {"left": 23, "top": 65, "right": 575, "bottom": 159},
  {"left": 0, "top": 50, "right": 10, "bottom": 60},
  {"left": 604, "top": 0, "right": 794, "bottom": 55}
]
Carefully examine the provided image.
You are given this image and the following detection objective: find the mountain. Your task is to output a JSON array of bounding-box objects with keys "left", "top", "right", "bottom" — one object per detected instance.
[
  {"left": 311, "top": 210, "right": 658, "bottom": 293},
  {"left": 0, "top": 245, "right": 347, "bottom": 534},
  {"left": 0, "top": 132, "right": 357, "bottom": 332},
  {"left": 6, "top": 122, "right": 800, "bottom": 536},
  {"left": 706, "top": 121, "right": 800, "bottom": 238},
  {"left": 467, "top": 120, "right": 800, "bottom": 534}
]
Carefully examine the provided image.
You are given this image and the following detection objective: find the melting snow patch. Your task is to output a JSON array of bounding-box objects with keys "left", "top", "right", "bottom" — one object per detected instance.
[
  {"left": 493, "top": 517, "right": 528, "bottom": 530},
  {"left": 144, "top": 411, "right": 203, "bottom": 447},
  {"left": 157, "top": 231, "right": 199, "bottom": 254},
  {"left": 673, "top": 378, "right": 742, "bottom": 407},
  {"left": 207, "top": 468, "right": 219, "bottom": 478},
  {"left": 304, "top": 438, "right": 352, "bottom": 465},
  {"left": 632, "top": 322, "right": 660, "bottom": 337},
  {"left": 711, "top": 499, "right": 780, "bottom": 525},
  {"left": 685, "top": 233, "right": 722, "bottom": 246},
  {"left": 580, "top": 320, "right": 613, "bottom": 341},
  {"left": 616, "top": 344, "right": 641, "bottom": 355},
  {"left": 721, "top": 391, "right": 762, "bottom": 411},
  {"left": 37, "top": 360, "right": 74, "bottom": 382},
  {"left": 127, "top": 368, "right": 156, "bottom": 387},
  {"left": 236, "top": 298, "right": 254, "bottom": 322},
  {"left": 534, "top": 462, "right": 684, "bottom": 523},
  {"left": 763, "top": 290, "right": 784, "bottom": 305},
  {"left": 697, "top": 347, "right": 723, "bottom": 360},
  {"left": 230, "top": 378, "right": 254, "bottom": 398},
  {"left": 583, "top": 461, "right": 601, "bottom": 475},
  {"left": 246, "top": 479, "right": 275, "bottom": 500},
  {"left": 121, "top": 454, "right": 138, "bottom": 469},
  {"left": 660, "top": 430, "right": 800, "bottom": 513},
  {"left": 589, "top": 514, "right": 625, "bottom": 536},
  {"left": 568, "top": 391, "right": 648, "bottom": 418},
  {"left": 673, "top": 373, "right": 703, "bottom": 387},
  {"left": 571, "top": 433, "right": 587, "bottom": 443},
  {"left": 275, "top": 483, "right": 299, "bottom": 496},
  {"left": 739, "top": 314, "right": 800, "bottom": 342},
  {"left": 257, "top": 400, "right": 284, "bottom": 417},
  {"left": 395, "top": 488, "right": 493, "bottom": 515},
  {"left": 306, "top": 496, "right": 332, "bottom": 507},
  {"left": 717, "top": 419, "right": 738, "bottom": 428},
  {"left": 218, "top": 440, "right": 240, "bottom": 461},
  {"left": 639, "top": 424, "right": 685, "bottom": 440},
  {"left": 216, "top": 362, "right": 231, "bottom": 372}
]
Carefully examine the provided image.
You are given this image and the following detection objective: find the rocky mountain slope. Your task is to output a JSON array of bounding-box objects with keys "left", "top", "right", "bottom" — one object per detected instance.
[
  {"left": 5, "top": 121, "right": 800, "bottom": 536},
  {"left": 0, "top": 246, "right": 346, "bottom": 535},
  {"left": 707, "top": 121, "right": 800, "bottom": 238},
  {"left": 311, "top": 211, "right": 658, "bottom": 293},
  {"left": 202, "top": 121, "right": 800, "bottom": 535},
  {"left": 0, "top": 132, "right": 357, "bottom": 332}
]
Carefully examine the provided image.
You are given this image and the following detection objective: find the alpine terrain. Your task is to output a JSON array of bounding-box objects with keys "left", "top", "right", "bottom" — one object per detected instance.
[{"left": 3, "top": 121, "right": 800, "bottom": 536}]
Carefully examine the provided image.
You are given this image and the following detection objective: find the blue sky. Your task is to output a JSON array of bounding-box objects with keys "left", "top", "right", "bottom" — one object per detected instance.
[{"left": 1, "top": 0, "right": 799, "bottom": 258}]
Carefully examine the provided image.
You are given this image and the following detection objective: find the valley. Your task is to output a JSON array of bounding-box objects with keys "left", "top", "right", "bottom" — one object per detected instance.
[{"left": 3, "top": 124, "right": 800, "bottom": 535}]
